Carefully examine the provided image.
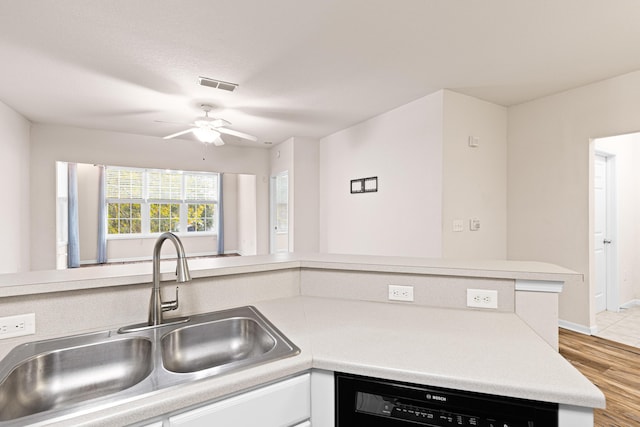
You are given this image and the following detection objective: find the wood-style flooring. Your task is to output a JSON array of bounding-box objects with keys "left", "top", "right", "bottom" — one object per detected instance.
[{"left": 559, "top": 328, "right": 640, "bottom": 427}]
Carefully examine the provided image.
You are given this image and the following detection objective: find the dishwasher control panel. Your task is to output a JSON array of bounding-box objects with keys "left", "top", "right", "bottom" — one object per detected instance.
[
  {"left": 336, "top": 372, "right": 558, "bottom": 427},
  {"left": 357, "top": 392, "right": 482, "bottom": 425}
]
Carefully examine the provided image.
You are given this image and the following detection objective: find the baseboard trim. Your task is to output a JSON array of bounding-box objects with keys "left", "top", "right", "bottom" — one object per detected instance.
[
  {"left": 620, "top": 299, "right": 640, "bottom": 309},
  {"left": 559, "top": 319, "right": 596, "bottom": 335}
]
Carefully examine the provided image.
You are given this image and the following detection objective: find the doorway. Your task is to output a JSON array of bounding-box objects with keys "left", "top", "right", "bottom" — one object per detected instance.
[{"left": 592, "top": 133, "right": 640, "bottom": 339}]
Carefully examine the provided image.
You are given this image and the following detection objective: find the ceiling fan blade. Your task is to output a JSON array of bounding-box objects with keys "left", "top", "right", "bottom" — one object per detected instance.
[
  {"left": 163, "top": 128, "right": 194, "bottom": 139},
  {"left": 217, "top": 127, "right": 258, "bottom": 142},
  {"left": 212, "top": 136, "right": 225, "bottom": 146},
  {"left": 154, "top": 120, "right": 191, "bottom": 125},
  {"left": 197, "top": 118, "right": 231, "bottom": 128}
]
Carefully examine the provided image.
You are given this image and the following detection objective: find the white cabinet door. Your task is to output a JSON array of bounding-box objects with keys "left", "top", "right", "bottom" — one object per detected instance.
[{"left": 169, "top": 374, "right": 310, "bottom": 427}]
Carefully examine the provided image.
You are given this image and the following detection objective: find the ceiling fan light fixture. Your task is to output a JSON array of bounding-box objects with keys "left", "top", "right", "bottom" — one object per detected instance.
[{"left": 193, "top": 127, "right": 221, "bottom": 144}]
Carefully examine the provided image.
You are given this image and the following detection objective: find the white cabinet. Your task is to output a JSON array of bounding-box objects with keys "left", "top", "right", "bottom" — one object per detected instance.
[{"left": 168, "top": 374, "right": 310, "bottom": 427}]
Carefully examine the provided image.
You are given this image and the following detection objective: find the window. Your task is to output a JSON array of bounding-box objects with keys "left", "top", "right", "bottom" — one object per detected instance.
[
  {"left": 275, "top": 173, "right": 288, "bottom": 233},
  {"left": 105, "top": 166, "right": 218, "bottom": 236},
  {"left": 149, "top": 203, "right": 180, "bottom": 233},
  {"left": 148, "top": 171, "right": 182, "bottom": 201},
  {"left": 106, "top": 168, "right": 143, "bottom": 235},
  {"left": 185, "top": 174, "right": 217, "bottom": 233},
  {"left": 107, "top": 168, "right": 143, "bottom": 199},
  {"left": 109, "top": 202, "right": 142, "bottom": 234},
  {"left": 188, "top": 203, "right": 215, "bottom": 232}
]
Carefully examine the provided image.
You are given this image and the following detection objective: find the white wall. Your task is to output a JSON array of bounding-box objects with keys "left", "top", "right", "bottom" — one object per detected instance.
[
  {"left": 270, "top": 137, "right": 320, "bottom": 253},
  {"left": 30, "top": 124, "right": 271, "bottom": 270},
  {"left": 0, "top": 100, "right": 30, "bottom": 273},
  {"left": 442, "top": 91, "right": 508, "bottom": 259},
  {"left": 319, "top": 92, "right": 443, "bottom": 257},
  {"left": 222, "top": 173, "right": 239, "bottom": 253},
  {"left": 77, "top": 163, "right": 100, "bottom": 262},
  {"left": 291, "top": 137, "right": 319, "bottom": 253},
  {"left": 595, "top": 134, "right": 640, "bottom": 305},
  {"left": 508, "top": 70, "right": 640, "bottom": 329},
  {"left": 237, "top": 174, "right": 257, "bottom": 256}
]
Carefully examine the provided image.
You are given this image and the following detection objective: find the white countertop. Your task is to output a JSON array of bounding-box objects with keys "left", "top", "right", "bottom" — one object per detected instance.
[
  {"left": 42, "top": 296, "right": 604, "bottom": 427},
  {"left": 293, "top": 297, "right": 601, "bottom": 406},
  {"left": 0, "top": 253, "right": 581, "bottom": 298}
]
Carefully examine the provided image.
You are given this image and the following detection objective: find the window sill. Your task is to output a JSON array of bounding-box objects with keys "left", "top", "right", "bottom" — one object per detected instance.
[{"left": 107, "top": 232, "right": 217, "bottom": 241}]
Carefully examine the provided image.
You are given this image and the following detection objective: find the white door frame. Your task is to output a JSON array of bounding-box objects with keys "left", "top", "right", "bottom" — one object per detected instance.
[{"left": 594, "top": 150, "right": 619, "bottom": 312}]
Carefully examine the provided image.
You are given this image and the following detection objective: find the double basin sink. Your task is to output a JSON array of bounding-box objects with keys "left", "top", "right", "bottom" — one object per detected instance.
[{"left": 0, "top": 306, "right": 299, "bottom": 425}]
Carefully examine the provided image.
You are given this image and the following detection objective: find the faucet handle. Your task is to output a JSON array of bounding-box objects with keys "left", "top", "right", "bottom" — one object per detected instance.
[{"left": 161, "top": 286, "right": 179, "bottom": 312}]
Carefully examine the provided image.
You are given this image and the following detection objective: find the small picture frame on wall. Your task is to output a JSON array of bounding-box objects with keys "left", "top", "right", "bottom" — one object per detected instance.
[{"left": 350, "top": 176, "right": 378, "bottom": 194}]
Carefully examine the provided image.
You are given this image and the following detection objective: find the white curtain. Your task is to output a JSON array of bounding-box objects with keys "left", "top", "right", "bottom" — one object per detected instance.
[{"left": 67, "top": 163, "right": 80, "bottom": 268}]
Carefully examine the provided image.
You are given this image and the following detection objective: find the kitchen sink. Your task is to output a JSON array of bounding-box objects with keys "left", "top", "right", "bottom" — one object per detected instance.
[
  {"left": 0, "top": 306, "right": 299, "bottom": 425},
  {"left": 161, "top": 317, "right": 277, "bottom": 373},
  {"left": 0, "top": 336, "right": 153, "bottom": 421}
]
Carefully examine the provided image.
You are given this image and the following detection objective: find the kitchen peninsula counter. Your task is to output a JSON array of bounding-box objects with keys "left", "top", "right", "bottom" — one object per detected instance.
[
  {"left": 0, "top": 254, "right": 601, "bottom": 426},
  {"left": 35, "top": 296, "right": 604, "bottom": 426},
  {"left": 0, "top": 253, "right": 579, "bottom": 298}
]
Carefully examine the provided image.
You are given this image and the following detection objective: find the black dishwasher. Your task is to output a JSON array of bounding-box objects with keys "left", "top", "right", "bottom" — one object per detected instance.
[{"left": 335, "top": 372, "right": 558, "bottom": 427}]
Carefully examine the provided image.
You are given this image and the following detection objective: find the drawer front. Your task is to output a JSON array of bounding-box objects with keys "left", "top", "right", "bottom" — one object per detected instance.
[{"left": 169, "top": 374, "right": 311, "bottom": 427}]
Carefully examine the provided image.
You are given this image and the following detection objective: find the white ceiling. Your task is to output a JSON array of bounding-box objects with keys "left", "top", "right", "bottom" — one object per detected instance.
[{"left": 2, "top": 0, "right": 640, "bottom": 146}]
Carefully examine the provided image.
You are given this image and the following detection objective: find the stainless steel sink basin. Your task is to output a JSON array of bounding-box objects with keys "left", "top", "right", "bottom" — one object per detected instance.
[
  {"left": 0, "top": 306, "right": 299, "bottom": 425},
  {"left": 0, "top": 336, "right": 152, "bottom": 421},
  {"left": 161, "top": 317, "right": 277, "bottom": 373}
]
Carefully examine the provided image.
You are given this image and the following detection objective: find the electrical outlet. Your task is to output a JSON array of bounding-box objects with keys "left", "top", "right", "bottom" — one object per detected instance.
[
  {"left": 0, "top": 313, "right": 35, "bottom": 339},
  {"left": 466, "top": 289, "right": 498, "bottom": 309},
  {"left": 388, "top": 285, "right": 414, "bottom": 302}
]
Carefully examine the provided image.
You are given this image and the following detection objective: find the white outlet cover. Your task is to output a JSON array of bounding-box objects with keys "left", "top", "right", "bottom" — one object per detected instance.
[
  {"left": 0, "top": 313, "right": 35, "bottom": 339},
  {"left": 466, "top": 289, "right": 498, "bottom": 309},
  {"left": 388, "top": 285, "right": 414, "bottom": 302}
]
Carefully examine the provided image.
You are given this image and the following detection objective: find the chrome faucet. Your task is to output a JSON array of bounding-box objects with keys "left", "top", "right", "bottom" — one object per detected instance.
[{"left": 148, "top": 232, "right": 192, "bottom": 326}]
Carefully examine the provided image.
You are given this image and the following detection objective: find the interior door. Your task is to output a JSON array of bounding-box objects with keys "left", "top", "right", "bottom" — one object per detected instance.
[
  {"left": 594, "top": 154, "right": 608, "bottom": 313},
  {"left": 270, "top": 171, "right": 289, "bottom": 254}
]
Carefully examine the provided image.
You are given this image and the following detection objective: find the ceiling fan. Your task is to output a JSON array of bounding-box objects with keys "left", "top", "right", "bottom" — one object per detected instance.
[{"left": 163, "top": 104, "right": 258, "bottom": 146}]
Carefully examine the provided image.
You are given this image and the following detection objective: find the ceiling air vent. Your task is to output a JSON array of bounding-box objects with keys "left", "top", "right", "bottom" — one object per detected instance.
[{"left": 198, "top": 76, "right": 238, "bottom": 92}]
